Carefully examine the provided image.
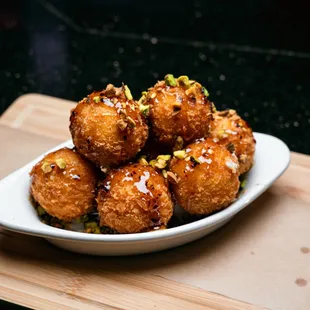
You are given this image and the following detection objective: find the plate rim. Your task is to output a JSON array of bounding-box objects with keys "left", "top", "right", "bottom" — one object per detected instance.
[{"left": 0, "top": 132, "right": 290, "bottom": 243}]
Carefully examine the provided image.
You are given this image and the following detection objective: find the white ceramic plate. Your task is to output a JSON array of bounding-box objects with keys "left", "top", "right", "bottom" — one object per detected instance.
[{"left": 0, "top": 133, "right": 290, "bottom": 256}]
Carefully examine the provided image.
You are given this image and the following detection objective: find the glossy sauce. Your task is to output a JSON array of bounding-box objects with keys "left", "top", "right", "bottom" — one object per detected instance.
[
  {"left": 102, "top": 98, "right": 114, "bottom": 107},
  {"left": 99, "top": 164, "right": 171, "bottom": 230},
  {"left": 87, "top": 90, "right": 140, "bottom": 126},
  {"left": 134, "top": 171, "right": 152, "bottom": 195}
]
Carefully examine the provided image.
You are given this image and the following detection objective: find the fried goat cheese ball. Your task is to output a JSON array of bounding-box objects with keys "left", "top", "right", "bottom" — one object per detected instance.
[
  {"left": 70, "top": 84, "right": 148, "bottom": 168},
  {"left": 139, "top": 74, "right": 214, "bottom": 150},
  {"left": 210, "top": 109, "right": 256, "bottom": 174},
  {"left": 96, "top": 164, "right": 173, "bottom": 233},
  {"left": 169, "top": 138, "right": 240, "bottom": 215},
  {"left": 30, "top": 148, "right": 97, "bottom": 221}
]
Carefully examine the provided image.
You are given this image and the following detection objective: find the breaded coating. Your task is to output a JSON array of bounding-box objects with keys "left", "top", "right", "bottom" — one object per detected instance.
[
  {"left": 169, "top": 138, "right": 240, "bottom": 215},
  {"left": 97, "top": 164, "right": 173, "bottom": 233},
  {"left": 30, "top": 148, "right": 97, "bottom": 221},
  {"left": 70, "top": 84, "right": 148, "bottom": 168},
  {"left": 140, "top": 74, "right": 213, "bottom": 149},
  {"left": 210, "top": 109, "right": 256, "bottom": 174}
]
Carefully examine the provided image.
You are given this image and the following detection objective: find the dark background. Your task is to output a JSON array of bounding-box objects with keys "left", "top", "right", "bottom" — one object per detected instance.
[{"left": 1, "top": 0, "right": 310, "bottom": 156}]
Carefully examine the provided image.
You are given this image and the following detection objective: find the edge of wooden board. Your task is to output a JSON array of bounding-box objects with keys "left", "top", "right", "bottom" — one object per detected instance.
[
  {"left": 1, "top": 93, "right": 308, "bottom": 310},
  {"left": 0, "top": 230, "right": 265, "bottom": 310}
]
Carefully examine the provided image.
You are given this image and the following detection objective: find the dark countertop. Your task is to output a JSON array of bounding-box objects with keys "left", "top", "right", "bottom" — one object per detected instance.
[{"left": 1, "top": 0, "right": 310, "bottom": 156}]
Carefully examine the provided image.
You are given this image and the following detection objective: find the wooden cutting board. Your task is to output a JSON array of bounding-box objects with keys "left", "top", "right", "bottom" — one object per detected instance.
[{"left": 1, "top": 94, "right": 310, "bottom": 310}]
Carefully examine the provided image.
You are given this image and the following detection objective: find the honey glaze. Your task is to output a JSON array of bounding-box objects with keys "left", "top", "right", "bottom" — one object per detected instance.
[
  {"left": 134, "top": 171, "right": 152, "bottom": 195},
  {"left": 102, "top": 98, "right": 114, "bottom": 107}
]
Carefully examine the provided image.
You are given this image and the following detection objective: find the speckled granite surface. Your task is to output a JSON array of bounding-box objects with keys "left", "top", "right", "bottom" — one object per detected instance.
[{"left": 1, "top": 0, "right": 310, "bottom": 155}]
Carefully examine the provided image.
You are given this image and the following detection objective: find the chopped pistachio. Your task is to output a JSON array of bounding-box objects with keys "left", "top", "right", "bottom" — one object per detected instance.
[
  {"left": 185, "top": 85, "right": 197, "bottom": 97},
  {"left": 93, "top": 227, "right": 101, "bottom": 234},
  {"left": 139, "top": 104, "right": 150, "bottom": 117},
  {"left": 218, "top": 130, "right": 228, "bottom": 139},
  {"left": 114, "top": 87, "right": 122, "bottom": 96},
  {"left": 138, "top": 94, "right": 146, "bottom": 105},
  {"left": 211, "top": 102, "right": 217, "bottom": 113},
  {"left": 177, "top": 75, "right": 190, "bottom": 88},
  {"left": 227, "top": 143, "right": 235, "bottom": 153},
  {"left": 100, "top": 167, "right": 108, "bottom": 174},
  {"left": 55, "top": 158, "right": 66, "bottom": 169},
  {"left": 162, "top": 169, "right": 168, "bottom": 178},
  {"left": 139, "top": 157, "right": 149, "bottom": 166},
  {"left": 174, "top": 136, "right": 184, "bottom": 151},
  {"left": 167, "top": 171, "right": 179, "bottom": 184},
  {"left": 240, "top": 179, "right": 247, "bottom": 189},
  {"left": 124, "top": 85, "right": 133, "bottom": 100},
  {"left": 41, "top": 162, "right": 52, "bottom": 173},
  {"left": 156, "top": 80, "right": 165, "bottom": 87},
  {"left": 85, "top": 222, "right": 99, "bottom": 229},
  {"left": 239, "top": 154, "right": 247, "bottom": 163},
  {"left": 190, "top": 156, "right": 201, "bottom": 165},
  {"left": 106, "top": 84, "right": 116, "bottom": 97},
  {"left": 106, "top": 84, "right": 114, "bottom": 90},
  {"left": 37, "top": 206, "right": 46, "bottom": 216},
  {"left": 149, "top": 155, "right": 171, "bottom": 170},
  {"left": 155, "top": 158, "right": 168, "bottom": 169},
  {"left": 141, "top": 91, "right": 148, "bottom": 97},
  {"left": 164, "top": 74, "right": 177, "bottom": 86},
  {"left": 157, "top": 155, "right": 171, "bottom": 161},
  {"left": 84, "top": 221, "right": 101, "bottom": 233},
  {"left": 93, "top": 96, "right": 100, "bottom": 103},
  {"left": 173, "top": 150, "right": 186, "bottom": 159},
  {"left": 117, "top": 119, "right": 128, "bottom": 131},
  {"left": 202, "top": 87, "right": 209, "bottom": 97},
  {"left": 119, "top": 109, "right": 127, "bottom": 117},
  {"left": 127, "top": 116, "right": 136, "bottom": 128},
  {"left": 172, "top": 102, "right": 182, "bottom": 111},
  {"left": 218, "top": 110, "right": 229, "bottom": 117},
  {"left": 149, "top": 160, "right": 157, "bottom": 168}
]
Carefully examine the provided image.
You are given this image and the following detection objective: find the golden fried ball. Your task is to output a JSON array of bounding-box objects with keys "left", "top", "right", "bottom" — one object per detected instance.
[
  {"left": 30, "top": 148, "right": 98, "bottom": 221},
  {"left": 210, "top": 109, "right": 256, "bottom": 174},
  {"left": 97, "top": 163, "right": 173, "bottom": 233},
  {"left": 169, "top": 138, "right": 240, "bottom": 215},
  {"left": 70, "top": 84, "right": 148, "bottom": 168},
  {"left": 141, "top": 74, "right": 213, "bottom": 149}
]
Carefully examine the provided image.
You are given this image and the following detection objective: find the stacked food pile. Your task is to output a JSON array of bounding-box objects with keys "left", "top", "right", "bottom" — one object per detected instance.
[{"left": 30, "top": 74, "right": 255, "bottom": 234}]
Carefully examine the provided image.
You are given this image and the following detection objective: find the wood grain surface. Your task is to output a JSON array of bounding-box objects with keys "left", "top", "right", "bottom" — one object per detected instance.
[{"left": 1, "top": 94, "right": 310, "bottom": 310}]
